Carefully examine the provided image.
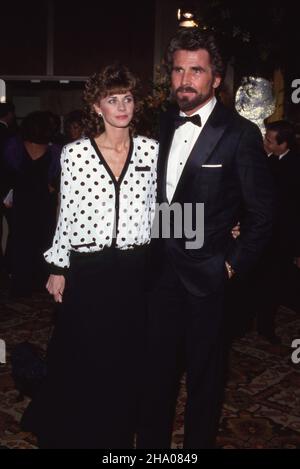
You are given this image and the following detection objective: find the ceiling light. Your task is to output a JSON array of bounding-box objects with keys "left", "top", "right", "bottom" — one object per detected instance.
[{"left": 177, "top": 7, "right": 198, "bottom": 28}]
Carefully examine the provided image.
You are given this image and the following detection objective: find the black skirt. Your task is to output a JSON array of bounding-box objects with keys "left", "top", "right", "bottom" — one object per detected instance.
[{"left": 21, "top": 245, "right": 149, "bottom": 448}]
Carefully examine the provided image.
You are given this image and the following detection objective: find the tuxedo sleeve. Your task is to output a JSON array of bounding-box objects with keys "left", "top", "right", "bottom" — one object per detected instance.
[{"left": 226, "top": 122, "right": 273, "bottom": 274}]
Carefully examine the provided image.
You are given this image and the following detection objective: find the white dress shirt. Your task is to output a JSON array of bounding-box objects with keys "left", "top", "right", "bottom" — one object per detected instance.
[
  {"left": 45, "top": 135, "right": 158, "bottom": 270},
  {"left": 267, "top": 150, "right": 290, "bottom": 160},
  {"left": 166, "top": 96, "right": 217, "bottom": 203},
  {"left": 279, "top": 149, "right": 290, "bottom": 160}
]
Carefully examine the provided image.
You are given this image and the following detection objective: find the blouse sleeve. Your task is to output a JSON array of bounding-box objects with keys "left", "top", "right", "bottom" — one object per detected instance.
[{"left": 44, "top": 146, "right": 72, "bottom": 274}]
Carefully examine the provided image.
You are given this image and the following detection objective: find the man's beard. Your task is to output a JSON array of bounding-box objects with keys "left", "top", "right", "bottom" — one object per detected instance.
[{"left": 174, "top": 86, "right": 213, "bottom": 112}]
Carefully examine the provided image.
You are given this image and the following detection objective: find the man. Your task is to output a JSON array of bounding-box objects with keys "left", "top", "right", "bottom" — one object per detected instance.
[
  {"left": 252, "top": 120, "right": 300, "bottom": 339},
  {"left": 0, "top": 102, "right": 15, "bottom": 139},
  {"left": 0, "top": 102, "right": 15, "bottom": 274},
  {"left": 137, "top": 28, "right": 273, "bottom": 449}
]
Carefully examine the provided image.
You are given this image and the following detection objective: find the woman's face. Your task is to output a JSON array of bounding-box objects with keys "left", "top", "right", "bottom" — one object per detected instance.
[
  {"left": 68, "top": 122, "right": 83, "bottom": 141},
  {"left": 94, "top": 91, "right": 135, "bottom": 129}
]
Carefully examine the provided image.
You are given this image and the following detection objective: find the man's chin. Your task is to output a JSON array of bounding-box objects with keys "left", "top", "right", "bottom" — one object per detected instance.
[
  {"left": 177, "top": 93, "right": 212, "bottom": 112},
  {"left": 177, "top": 98, "right": 199, "bottom": 112}
]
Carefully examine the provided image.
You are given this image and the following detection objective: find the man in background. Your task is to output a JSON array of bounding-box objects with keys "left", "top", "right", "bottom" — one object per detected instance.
[
  {"left": 0, "top": 102, "right": 16, "bottom": 275},
  {"left": 254, "top": 120, "right": 300, "bottom": 341}
]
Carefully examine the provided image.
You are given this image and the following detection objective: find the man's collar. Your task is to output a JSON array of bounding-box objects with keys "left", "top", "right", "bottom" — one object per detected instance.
[{"left": 279, "top": 149, "right": 290, "bottom": 160}]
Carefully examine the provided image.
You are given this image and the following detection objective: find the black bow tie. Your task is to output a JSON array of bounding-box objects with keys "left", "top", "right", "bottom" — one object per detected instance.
[{"left": 174, "top": 114, "right": 202, "bottom": 129}]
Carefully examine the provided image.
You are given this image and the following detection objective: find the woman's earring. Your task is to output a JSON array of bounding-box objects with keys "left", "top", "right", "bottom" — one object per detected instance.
[{"left": 98, "top": 112, "right": 103, "bottom": 118}]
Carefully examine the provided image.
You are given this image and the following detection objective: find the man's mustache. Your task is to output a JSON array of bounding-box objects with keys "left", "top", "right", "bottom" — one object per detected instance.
[{"left": 176, "top": 86, "right": 197, "bottom": 94}]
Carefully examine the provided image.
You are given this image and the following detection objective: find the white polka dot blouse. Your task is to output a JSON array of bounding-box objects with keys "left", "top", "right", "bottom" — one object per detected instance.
[{"left": 44, "top": 135, "right": 158, "bottom": 271}]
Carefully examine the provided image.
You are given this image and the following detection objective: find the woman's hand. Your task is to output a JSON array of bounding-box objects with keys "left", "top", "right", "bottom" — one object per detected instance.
[{"left": 46, "top": 275, "right": 65, "bottom": 303}]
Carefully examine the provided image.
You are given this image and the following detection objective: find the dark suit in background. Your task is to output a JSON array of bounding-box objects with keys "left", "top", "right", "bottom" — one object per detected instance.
[
  {"left": 0, "top": 121, "right": 10, "bottom": 194},
  {"left": 255, "top": 149, "right": 300, "bottom": 335},
  {"left": 0, "top": 121, "right": 11, "bottom": 271},
  {"left": 0, "top": 102, "right": 16, "bottom": 274}
]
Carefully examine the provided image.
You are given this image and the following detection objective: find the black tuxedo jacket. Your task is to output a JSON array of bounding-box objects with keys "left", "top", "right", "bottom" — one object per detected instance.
[
  {"left": 0, "top": 122, "right": 10, "bottom": 199},
  {"left": 153, "top": 100, "right": 273, "bottom": 297},
  {"left": 267, "top": 150, "right": 300, "bottom": 257}
]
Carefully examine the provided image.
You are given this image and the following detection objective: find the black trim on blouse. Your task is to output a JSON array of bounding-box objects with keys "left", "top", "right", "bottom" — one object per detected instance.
[{"left": 90, "top": 136, "right": 134, "bottom": 248}]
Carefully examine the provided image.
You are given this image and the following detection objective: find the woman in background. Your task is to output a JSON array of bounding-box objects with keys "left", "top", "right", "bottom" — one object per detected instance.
[
  {"left": 63, "top": 109, "right": 85, "bottom": 143},
  {"left": 3, "top": 111, "right": 61, "bottom": 297}
]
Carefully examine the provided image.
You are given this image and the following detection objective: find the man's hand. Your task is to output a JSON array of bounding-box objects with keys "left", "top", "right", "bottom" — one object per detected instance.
[
  {"left": 231, "top": 222, "right": 240, "bottom": 239},
  {"left": 3, "top": 189, "right": 13, "bottom": 208},
  {"left": 225, "top": 261, "right": 235, "bottom": 279},
  {"left": 3, "top": 199, "right": 12, "bottom": 209},
  {"left": 46, "top": 275, "right": 65, "bottom": 303}
]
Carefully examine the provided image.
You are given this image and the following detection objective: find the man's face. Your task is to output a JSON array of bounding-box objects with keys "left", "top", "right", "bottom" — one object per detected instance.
[
  {"left": 263, "top": 130, "right": 287, "bottom": 156},
  {"left": 171, "top": 49, "right": 221, "bottom": 115}
]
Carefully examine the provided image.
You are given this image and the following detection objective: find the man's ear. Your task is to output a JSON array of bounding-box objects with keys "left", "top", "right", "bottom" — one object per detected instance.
[{"left": 213, "top": 75, "right": 221, "bottom": 89}]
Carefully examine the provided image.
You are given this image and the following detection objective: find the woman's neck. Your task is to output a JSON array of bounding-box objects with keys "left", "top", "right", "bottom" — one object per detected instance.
[{"left": 96, "top": 128, "right": 130, "bottom": 152}]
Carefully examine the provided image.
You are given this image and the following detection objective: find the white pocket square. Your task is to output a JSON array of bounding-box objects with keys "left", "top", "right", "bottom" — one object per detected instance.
[{"left": 201, "top": 164, "right": 223, "bottom": 168}]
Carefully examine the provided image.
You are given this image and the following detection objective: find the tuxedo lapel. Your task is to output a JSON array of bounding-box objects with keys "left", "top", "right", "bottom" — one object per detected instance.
[{"left": 171, "top": 102, "right": 232, "bottom": 203}]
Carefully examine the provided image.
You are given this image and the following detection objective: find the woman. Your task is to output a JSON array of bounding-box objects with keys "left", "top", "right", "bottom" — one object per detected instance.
[
  {"left": 63, "top": 109, "right": 85, "bottom": 143},
  {"left": 3, "top": 111, "right": 61, "bottom": 296},
  {"left": 21, "top": 64, "right": 158, "bottom": 448}
]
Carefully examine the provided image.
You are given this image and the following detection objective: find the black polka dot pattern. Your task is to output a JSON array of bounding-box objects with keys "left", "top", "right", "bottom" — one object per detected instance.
[{"left": 44, "top": 136, "right": 158, "bottom": 268}]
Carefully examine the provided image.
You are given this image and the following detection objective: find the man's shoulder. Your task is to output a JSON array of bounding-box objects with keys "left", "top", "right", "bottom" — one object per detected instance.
[
  {"left": 283, "top": 149, "right": 300, "bottom": 168},
  {"left": 224, "top": 107, "right": 262, "bottom": 141},
  {"left": 216, "top": 102, "right": 258, "bottom": 130},
  {"left": 286, "top": 148, "right": 300, "bottom": 159}
]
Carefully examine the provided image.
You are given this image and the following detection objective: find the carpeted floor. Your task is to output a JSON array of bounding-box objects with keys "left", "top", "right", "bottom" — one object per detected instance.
[{"left": 1, "top": 283, "right": 300, "bottom": 449}]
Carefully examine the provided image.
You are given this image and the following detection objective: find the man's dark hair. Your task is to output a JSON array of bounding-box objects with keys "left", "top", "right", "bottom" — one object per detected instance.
[
  {"left": 265, "top": 120, "right": 297, "bottom": 150},
  {"left": 165, "top": 27, "right": 226, "bottom": 79},
  {"left": 0, "top": 102, "right": 15, "bottom": 119}
]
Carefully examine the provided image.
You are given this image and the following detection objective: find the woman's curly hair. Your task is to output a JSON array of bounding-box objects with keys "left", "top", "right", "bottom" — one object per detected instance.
[{"left": 83, "top": 64, "right": 141, "bottom": 138}]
